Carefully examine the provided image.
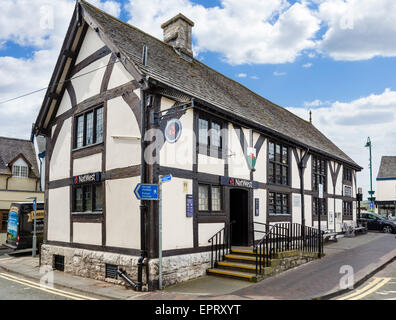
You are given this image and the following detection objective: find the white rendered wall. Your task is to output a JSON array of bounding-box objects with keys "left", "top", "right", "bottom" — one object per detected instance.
[
  {"left": 47, "top": 187, "right": 70, "bottom": 242},
  {"left": 49, "top": 118, "right": 71, "bottom": 181},
  {"left": 106, "top": 96, "right": 141, "bottom": 171},
  {"left": 198, "top": 223, "right": 224, "bottom": 247},
  {"left": 73, "top": 223, "right": 102, "bottom": 246},
  {"left": 228, "top": 124, "right": 251, "bottom": 180},
  {"left": 105, "top": 177, "right": 141, "bottom": 249},
  {"left": 73, "top": 153, "right": 102, "bottom": 176},
  {"left": 75, "top": 27, "right": 106, "bottom": 64},
  {"left": 253, "top": 133, "right": 266, "bottom": 183},
  {"left": 377, "top": 180, "right": 396, "bottom": 200},
  {"left": 162, "top": 177, "right": 194, "bottom": 250}
]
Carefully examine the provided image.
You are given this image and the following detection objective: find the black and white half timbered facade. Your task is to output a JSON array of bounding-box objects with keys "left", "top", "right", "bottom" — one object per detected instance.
[{"left": 33, "top": 1, "right": 362, "bottom": 290}]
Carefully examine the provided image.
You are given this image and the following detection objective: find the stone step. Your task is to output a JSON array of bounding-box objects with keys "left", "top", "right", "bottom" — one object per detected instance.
[
  {"left": 217, "top": 261, "right": 257, "bottom": 273},
  {"left": 207, "top": 268, "right": 257, "bottom": 282}
]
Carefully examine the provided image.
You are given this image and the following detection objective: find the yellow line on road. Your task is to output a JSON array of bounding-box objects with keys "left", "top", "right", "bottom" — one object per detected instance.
[
  {"left": 0, "top": 273, "right": 97, "bottom": 300},
  {"left": 338, "top": 277, "right": 391, "bottom": 300}
]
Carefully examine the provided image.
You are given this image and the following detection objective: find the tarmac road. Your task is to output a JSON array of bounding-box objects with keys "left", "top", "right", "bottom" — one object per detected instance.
[{"left": 336, "top": 258, "right": 396, "bottom": 300}]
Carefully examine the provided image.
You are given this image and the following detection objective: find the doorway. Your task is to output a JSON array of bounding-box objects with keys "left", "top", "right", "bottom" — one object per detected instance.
[{"left": 230, "top": 188, "right": 249, "bottom": 246}]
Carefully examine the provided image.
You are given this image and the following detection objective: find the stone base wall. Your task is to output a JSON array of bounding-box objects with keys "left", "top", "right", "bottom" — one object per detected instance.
[{"left": 41, "top": 244, "right": 211, "bottom": 290}]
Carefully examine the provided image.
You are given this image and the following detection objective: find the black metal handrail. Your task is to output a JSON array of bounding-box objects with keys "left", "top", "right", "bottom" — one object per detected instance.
[
  {"left": 208, "top": 221, "right": 235, "bottom": 269},
  {"left": 253, "top": 222, "right": 323, "bottom": 276}
]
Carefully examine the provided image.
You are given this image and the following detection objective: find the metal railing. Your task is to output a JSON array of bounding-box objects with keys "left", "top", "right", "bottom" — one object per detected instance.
[
  {"left": 208, "top": 221, "right": 235, "bottom": 269},
  {"left": 253, "top": 222, "right": 323, "bottom": 276}
]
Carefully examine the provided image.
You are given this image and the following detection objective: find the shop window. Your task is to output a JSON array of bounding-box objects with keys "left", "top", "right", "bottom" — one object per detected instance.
[
  {"left": 1, "top": 212, "right": 8, "bottom": 233},
  {"left": 343, "top": 201, "right": 353, "bottom": 216},
  {"left": 268, "top": 141, "right": 289, "bottom": 185},
  {"left": 268, "top": 192, "right": 290, "bottom": 215},
  {"left": 74, "top": 105, "right": 104, "bottom": 149},
  {"left": 198, "top": 184, "right": 222, "bottom": 212},
  {"left": 312, "top": 156, "right": 327, "bottom": 192},
  {"left": 72, "top": 183, "right": 102, "bottom": 213},
  {"left": 313, "top": 197, "right": 327, "bottom": 216}
]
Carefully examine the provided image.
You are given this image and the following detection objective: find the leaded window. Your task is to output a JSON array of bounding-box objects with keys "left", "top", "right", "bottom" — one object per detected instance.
[
  {"left": 74, "top": 105, "right": 104, "bottom": 149},
  {"left": 198, "top": 184, "right": 222, "bottom": 212},
  {"left": 269, "top": 192, "right": 289, "bottom": 215},
  {"left": 73, "top": 183, "right": 102, "bottom": 213},
  {"left": 313, "top": 197, "right": 327, "bottom": 216},
  {"left": 343, "top": 201, "right": 353, "bottom": 216},
  {"left": 268, "top": 141, "right": 289, "bottom": 185},
  {"left": 312, "top": 156, "right": 327, "bottom": 192}
]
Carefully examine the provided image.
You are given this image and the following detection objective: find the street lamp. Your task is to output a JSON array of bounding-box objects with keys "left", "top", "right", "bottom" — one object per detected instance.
[
  {"left": 26, "top": 196, "right": 37, "bottom": 257},
  {"left": 365, "top": 137, "right": 375, "bottom": 212},
  {"left": 357, "top": 187, "right": 363, "bottom": 225}
]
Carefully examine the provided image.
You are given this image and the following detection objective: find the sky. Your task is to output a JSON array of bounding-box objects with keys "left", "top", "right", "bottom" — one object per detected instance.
[{"left": 1, "top": 0, "right": 396, "bottom": 200}]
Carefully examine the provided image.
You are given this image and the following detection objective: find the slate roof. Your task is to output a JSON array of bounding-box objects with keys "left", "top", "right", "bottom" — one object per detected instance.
[
  {"left": 0, "top": 137, "right": 40, "bottom": 178},
  {"left": 377, "top": 156, "right": 396, "bottom": 179},
  {"left": 79, "top": 1, "right": 360, "bottom": 169}
]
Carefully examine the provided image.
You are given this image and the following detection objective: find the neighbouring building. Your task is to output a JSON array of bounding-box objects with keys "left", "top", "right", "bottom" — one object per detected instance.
[
  {"left": 0, "top": 137, "right": 44, "bottom": 244},
  {"left": 33, "top": 1, "right": 361, "bottom": 290},
  {"left": 375, "top": 156, "right": 396, "bottom": 218}
]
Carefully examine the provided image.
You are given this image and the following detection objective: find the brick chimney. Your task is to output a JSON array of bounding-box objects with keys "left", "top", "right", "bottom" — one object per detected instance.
[{"left": 161, "top": 13, "right": 194, "bottom": 57}]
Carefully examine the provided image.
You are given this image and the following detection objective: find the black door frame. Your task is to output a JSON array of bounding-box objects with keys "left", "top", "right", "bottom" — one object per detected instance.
[{"left": 228, "top": 187, "right": 253, "bottom": 246}]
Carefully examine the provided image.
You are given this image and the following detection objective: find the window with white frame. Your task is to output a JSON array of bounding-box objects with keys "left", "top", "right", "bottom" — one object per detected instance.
[{"left": 12, "top": 164, "right": 28, "bottom": 178}]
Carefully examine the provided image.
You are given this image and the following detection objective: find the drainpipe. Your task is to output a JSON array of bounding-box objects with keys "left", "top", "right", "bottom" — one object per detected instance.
[{"left": 137, "top": 90, "right": 147, "bottom": 292}]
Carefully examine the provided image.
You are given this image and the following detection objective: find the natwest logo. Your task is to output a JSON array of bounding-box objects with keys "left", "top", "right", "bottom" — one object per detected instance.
[{"left": 221, "top": 176, "right": 257, "bottom": 189}]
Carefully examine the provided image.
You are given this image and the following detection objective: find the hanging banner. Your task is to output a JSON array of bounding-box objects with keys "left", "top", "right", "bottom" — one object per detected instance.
[{"left": 247, "top": 147, "right": 257, "bottom": 170}]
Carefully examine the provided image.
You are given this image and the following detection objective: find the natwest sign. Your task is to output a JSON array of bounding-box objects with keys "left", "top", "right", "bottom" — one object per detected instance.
[
  {"left": 220, "top": 176, "right": 258, "bottom": 189},
  {"left": 73, "top": 172, "right": 101, "bottom": 185}
]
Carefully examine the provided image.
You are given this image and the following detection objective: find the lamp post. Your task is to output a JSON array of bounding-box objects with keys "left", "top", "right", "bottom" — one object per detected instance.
[
  {"left": 357, "top": 187, "right": 362, "bottom": 225},
  {"left": 365, "top": 137, "right": 375, "bottom": 212},
  {"left": 26, "top": 196, "right": 37, "bottom": 257}
]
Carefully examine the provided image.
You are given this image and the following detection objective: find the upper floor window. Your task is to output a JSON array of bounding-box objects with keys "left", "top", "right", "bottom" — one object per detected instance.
[
  {"left": 343, "top": 167, "right": 352, "bottom": 183},
  {"left": 268, "top": 141, "right": 289, "bottom": 185},
  {"left": 198, "top": 115, "right": 223, "bottom": 157},
  {"left": 74, "top": 105, "right": 104, "bottom": 149},
  {"left": 312, "top": 156, "right": 327, "bottom": 192},
  {"left": 12, "top": 165, "right": 28, "bottom": 178}
]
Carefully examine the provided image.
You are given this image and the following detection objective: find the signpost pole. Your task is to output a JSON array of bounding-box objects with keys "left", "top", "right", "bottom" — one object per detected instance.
[
  {"left": 28, "top": 197, "right": 37, "bottom": 257},
  {"left": 158, "top": 178, "right": 163, "bottom": 290},
  {"left": 318, "top": 184, "right": 323, "bottom": 259}
]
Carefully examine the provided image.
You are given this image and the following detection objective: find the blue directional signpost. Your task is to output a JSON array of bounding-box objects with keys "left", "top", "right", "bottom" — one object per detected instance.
[{"left": 134, "top": 184, "right": 159, "bottom": 200}]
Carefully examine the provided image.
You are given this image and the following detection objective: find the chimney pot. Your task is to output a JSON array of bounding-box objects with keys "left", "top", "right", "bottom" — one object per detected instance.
[{"left": 161, "top": 13, "right": 194, "bottom": 57}]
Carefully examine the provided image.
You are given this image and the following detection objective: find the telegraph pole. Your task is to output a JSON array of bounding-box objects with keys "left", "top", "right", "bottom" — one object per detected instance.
[{"left": 365, "top": 137, "right": 375, "bottom": 212}]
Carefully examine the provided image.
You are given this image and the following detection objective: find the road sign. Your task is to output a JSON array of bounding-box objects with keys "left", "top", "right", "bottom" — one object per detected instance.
[
  {"left": 134, "top": 184, "right": 159, "bottom": 200},
  {"left": 160, "top": 174, "right": 172, "bottom": 183},
  {"left": 33, "top": 199, "right": 36, "bottom": 211}
]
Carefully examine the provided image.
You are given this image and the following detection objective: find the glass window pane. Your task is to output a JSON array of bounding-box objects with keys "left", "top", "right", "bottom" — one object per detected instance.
[
  {"left": 269, "top": 163, "right": 274, "bottom": 183},
  {"left": 84, "top": 185, "right": 92, "bottom": 212},
  {"left": 275, "top": 144, "right": 281, "bottom": 162},
  {"left": 198, "top": 119, "right": 208, "bottom": 145},
  {"left": 269, "top": 142, "right": 275, "bottom": 161},
  {"left": 282, "top": 166, "right": 288, "bottom": 185},
  {"left": 282, "top": 146, "right": 288, "bottom": 164},
  {"left": 94, "top": 184, "right": 102, "bottom": 211},
  {"left": 198, "top": 185, "right": 209, "bottom": 211},
  {"left": 276, "top": 193, "right": 281, "bottom": 213},
  {"left": 86, "top": 112, "right": 94, "bottom": 146},
  {"left": 12, "top": 166, "right": 20, "bottom": 177},
  {"left": 282, "top": 194, "right": 288, "bottom": 214},
  {"left": 75, "top": 187, "right": 83, "bottom": 212},
  {"left": 21, "top": 166, "right": 28, "bottom": 177},
  {"left": 96, "top": 107, "right": 104, "bottom": 143},
  {"left": 211, "top": 122, "right": 221, "bottom": 148},
  {"left": 211, "top": 186, "right": 221, "bottom": 211},
  {"left": 276, "top": 164, "right": 281, "bottom": 184},
  {"left": 76, "top": 115, "right": 84, "bottom": 148}
]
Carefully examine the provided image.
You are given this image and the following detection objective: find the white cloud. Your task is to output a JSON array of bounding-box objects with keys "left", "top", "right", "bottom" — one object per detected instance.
[
  {"left": 125, "top": 0, "right": 321, "bottom": 64},
  {"left": 250, "top": 75, "right": 259, "bottom": 80},
  {"left": 0, "top": 0, "right": 121, "bottom": 138},
  {"left": 303, "top": 99, "right": 330, "bottom": 107},
  {"left": 274, "top": 71, "right": 287, "bottom": 76},
  {"left": 288, "top": 88, "right": 396, "bottom": 198},
  {"left": 236, "top": 73, "right": 247, "bottom": 78},
  {"left": 302, "top": 62, "right": 312, "bottom": 68},
  {"left": 316, "top": 0, "right": 396, "bottom": 61}
]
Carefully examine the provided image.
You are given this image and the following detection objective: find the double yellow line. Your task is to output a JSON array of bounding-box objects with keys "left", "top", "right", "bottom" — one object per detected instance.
[
  {"left": 0, "top": 272, "right": 97, "bottom": 300},
  {"left": 337, "top": 277, "right": 391, "bottom": 300}
]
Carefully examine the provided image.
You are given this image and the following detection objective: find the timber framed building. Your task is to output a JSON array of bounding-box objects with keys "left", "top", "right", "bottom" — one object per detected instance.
[
  {"left": 375, "top": 156, "right": 396, "bottom": 218},
  {"left": 33, "top": 1, "right": 362, "bottom": 290}
]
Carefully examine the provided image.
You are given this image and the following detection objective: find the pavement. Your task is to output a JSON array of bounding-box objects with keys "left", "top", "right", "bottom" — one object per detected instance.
[{"left": 0, "top": 232, "right": 395, "bottom": 300}]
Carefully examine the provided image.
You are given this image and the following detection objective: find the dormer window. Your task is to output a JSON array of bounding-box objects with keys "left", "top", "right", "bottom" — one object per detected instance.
[{"left": 12, "top": 165, "right": 28, "bottom": 178}]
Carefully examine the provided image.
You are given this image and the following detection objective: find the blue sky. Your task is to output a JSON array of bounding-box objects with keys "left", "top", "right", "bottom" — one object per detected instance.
[{"left": 1, "top": 0, "right": 396, "bottom": 199}]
